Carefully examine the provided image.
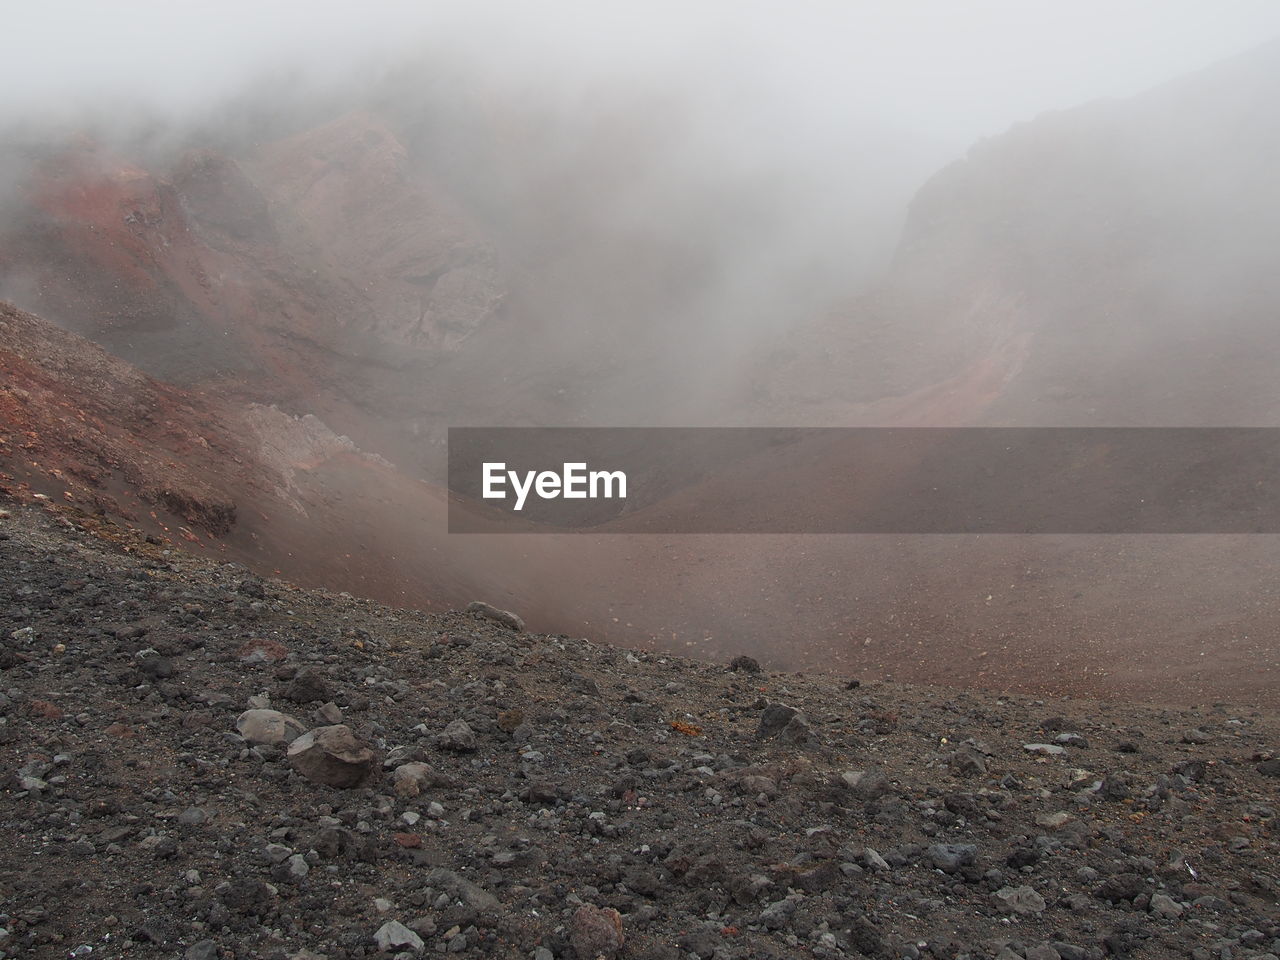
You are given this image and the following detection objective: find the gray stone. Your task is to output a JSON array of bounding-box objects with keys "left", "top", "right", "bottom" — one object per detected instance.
[
  {"left": 282, "top": 667, "right": 332, "bottom": 704},
  {"left": 287, "top": 724, "right": 380, "bottom": 788},
  {"left": 435, "top": 719, "right": 477, "bottom": 753},
  {"left": 950, "top": 747, "right": 988, "bottom": 776},
  {"left": 465, "top": 601, "right": 524, "bottom": 631},
  {"left": 373, "top": 919, "right": 424, "bottom": 953},
  {"left": 840, "top": 768, "right": 888, "bottom": 798},
  {"left": 927, "top": 843, "right": 977, "bottom": 873},
  {"left": 265, "top": 843, "right": 293, "bottom": 863},
  {"left": 995, "top": 884, "right": 1048, "bottom": 915},
  {"left": 1024, "top": 742, "right": 1067, "bottom": 757},
  {"left": 424, "top": 868, "right": 499, "bottom": 914},
  {"left": 316, "top": 702, "right": 343, "bottom": 724},
  {"left": 757, "top": 703, "right": 799, "bottom": 739},
  {"left": 777, "top": 714, "right": 812, "bottom": 746},
  {"left": 1096, "top": 773, "right": 1135, "bottom": 801},
  {"left": 236, "top": 708, "right": 306, "bottom": 746},
  {"left": 185, "top": 942, "right": 220, "bottom": 960},
  {"left": 1149, "top": 893, "right": 1184, "bottom": 919}
]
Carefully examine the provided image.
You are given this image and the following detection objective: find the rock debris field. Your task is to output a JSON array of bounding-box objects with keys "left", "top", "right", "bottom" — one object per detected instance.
[{"left": 0, "top": 505, "right": 1278, "bottom": 960}]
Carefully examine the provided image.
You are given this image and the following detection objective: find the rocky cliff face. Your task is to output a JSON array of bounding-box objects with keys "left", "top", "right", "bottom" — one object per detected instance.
[
  {"left": 0, "top": 300, "right": 248, "bottom": 536},
  {"left": 0, "top": 113, "right": 505, "bottom": 436},
  {"left": 757, "top": 39, "right": 1280, "bottom": 427},
  {"left": 899, "top": 39, "right": 1280, "bottom": 425},
  {"left": 250, "top": 112, "right": 504, "bottom": 358}
]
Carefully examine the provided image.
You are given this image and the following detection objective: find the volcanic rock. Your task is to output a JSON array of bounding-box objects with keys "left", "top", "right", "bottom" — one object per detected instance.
[
  {"left": 280, "top": 667, "right": 332, "bottom": 704},
  {"left": 1, "top": 505, "right": 1278, "bottom": 959},
  {"left": 464, "top": 601, "right": 524, "bottom": 632},
  {"left": 1149, "top": 893, "right": 1184, "bottom": 919},
  {"left": 286, "top": 724, "right": 379, "bottom": 787},
  {"left": 756, "top": 702, "right": 799, "bottom": 739},
  {"left": 435, "top": 719, "right": 478, "bottom": 753},
  {"left": 1023, "top": 742, "right": 1066, "bottom": 757},
  {"left": 236, "top": 708, "right": 306, "bottom": 745},
  {"left": 373, "top": 919, "right": 424, "bottom": 953},
  {"left": 391, "top": 761, "right": 443, "bottom": 798},
  {"left": 927, "top": 843, "right": 977, "bottom": 874},
  {"left": 994, "top": 884, "right": 1047, "bottom": 915},
  {"left": 571, "top": 904, "right": 625, "bottom": 959}
]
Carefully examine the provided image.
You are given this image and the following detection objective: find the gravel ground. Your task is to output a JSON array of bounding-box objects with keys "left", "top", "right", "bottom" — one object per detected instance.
[{"left": 1, "top": 504, "right": 1277, "bottom": 960}]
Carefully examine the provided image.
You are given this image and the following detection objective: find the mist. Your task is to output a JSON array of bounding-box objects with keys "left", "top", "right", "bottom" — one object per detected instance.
[
  {"left": 6, "top": 1, "right": 1280, "bottom": 432},
  {"left": 9, "top": 2, "right": 1280, "bottom": 142},
  {"left": 7, "top": 3, "right": 1280, "bottom": 342},
  {"left": 3, "top": 1, "right": 1280, "bottom": 707}
]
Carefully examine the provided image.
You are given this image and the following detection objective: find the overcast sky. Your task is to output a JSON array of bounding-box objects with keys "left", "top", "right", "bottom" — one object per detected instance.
[{"left": 5, "top": 1, "right": 1280, "bottom": 153}]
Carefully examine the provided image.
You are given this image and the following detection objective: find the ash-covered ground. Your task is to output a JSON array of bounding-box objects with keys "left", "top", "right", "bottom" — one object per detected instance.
[{"left": 1, "top": 504, "right": 1278, "bottom": 960}]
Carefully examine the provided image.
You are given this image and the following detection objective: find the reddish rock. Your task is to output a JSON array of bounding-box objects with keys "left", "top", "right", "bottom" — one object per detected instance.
[
  {"left": 27, "top": 699, "right": 63, "bottom": 719},
  {"left": 570, "top": 904, "right": 624, "bottom": 959}
]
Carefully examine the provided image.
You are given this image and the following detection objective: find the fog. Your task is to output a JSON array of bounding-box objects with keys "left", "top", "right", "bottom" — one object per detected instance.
[
  {"left": 8, "top": 3, "right": 1280, "bottom": 245},
  {"left": 9, "top": 2, "right": 1280, "bottom": 147},
  {"left": 6, "top": 3, "right": 1278, "bottom": 318},
  {"left": 5, "top": 1, "right": 1279, "bottom": 420},
  {"left": 4, "top": 2, "right": 1280, "bottom": 703}
]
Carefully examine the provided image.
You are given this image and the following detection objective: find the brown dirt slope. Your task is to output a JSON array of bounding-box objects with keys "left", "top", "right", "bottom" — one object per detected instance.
[{"left": 1, "top": 504, "right": 1278, "bottom": 959}]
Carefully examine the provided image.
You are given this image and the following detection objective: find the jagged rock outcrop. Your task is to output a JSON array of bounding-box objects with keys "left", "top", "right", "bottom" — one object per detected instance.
[{"left": 0, "top": 113, "right": 504, "bottom": 398}]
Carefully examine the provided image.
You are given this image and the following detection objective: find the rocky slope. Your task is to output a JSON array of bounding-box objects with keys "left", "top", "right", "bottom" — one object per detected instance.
[
  {"left": 7, "top": 295, "right": 1280, "bottom": 710},
  {"left": 0, "top": 113, "right": 505, "bottom": 483},
  {"left": 0, "top": 299, "right": 564, "bottom": 622},
  {"left": 756, "top": 39, "right": 1280, "bottom": 427},
  {"left": 1, "top": 503, "right": 1278, "bottom": 960},
  {"left": 5, "top": 44, "right": 1280, "bottom": 720}
]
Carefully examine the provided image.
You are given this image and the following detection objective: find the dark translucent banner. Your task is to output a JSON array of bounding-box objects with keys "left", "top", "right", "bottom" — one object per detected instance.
[{"left": 447, "top": 427, "right": 1280, "bottom": 533}]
